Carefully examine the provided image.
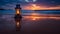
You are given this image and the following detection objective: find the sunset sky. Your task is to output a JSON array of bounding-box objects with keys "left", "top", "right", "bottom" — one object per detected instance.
[{"left": 0, "top": 0, "right": 60, "bottom": 10}]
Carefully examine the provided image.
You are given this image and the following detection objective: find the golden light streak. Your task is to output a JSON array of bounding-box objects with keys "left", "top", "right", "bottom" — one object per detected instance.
[
  {"left": 32, "top": 18, "right": 36, "bottom": 20},
  {"left": 23, "top": 12, "right": 60, "bottom": 20},
  {"left": 31, "top": 16, "right": 40, "bottom": 20},
  {"left": 28, "top": 12, "right": 40, "bottom": 20},
  {"left": 23, "top": 16, "right": 40, "bottom": 20},
  {"left": 23, "top": 16, "right": 60, "bottom": 20},
  {"left": 22, "top": 4, "right": 60, "bottom": 10}
]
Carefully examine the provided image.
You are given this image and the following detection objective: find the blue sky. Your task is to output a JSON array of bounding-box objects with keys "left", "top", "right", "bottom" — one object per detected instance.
[{"left": 0, "top": 0, "right": 60, "bottom": 10}]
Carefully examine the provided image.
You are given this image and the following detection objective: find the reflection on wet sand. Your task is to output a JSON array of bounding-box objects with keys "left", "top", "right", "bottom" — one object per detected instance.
[
  {"left": 23, "top": 12, "right": 60, "bottom": 20},
  {"left": 14, "top": 14, "right": 22, "bottom": 31},
  {"left": 15, "top": 20, "right": 21, "bottom": 31},
  {"left": 23, "top": 16, "right": 60, "bottom": 21},
  {"left": 0, "top": 14, "right": 60, "bottom": 33}
]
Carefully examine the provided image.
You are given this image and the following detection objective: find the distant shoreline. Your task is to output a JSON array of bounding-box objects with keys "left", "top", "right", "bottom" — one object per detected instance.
[
  {"left": 0, "top": 9, "right": 5, "bottom": 10},
  {"left": 0, "top": 9, "right": 60, "bottom": 11}
]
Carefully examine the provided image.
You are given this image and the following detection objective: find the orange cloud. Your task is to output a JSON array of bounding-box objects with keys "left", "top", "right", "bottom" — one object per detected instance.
[{"left": 22, "top": 4, "right": 60, "bottom": 10}]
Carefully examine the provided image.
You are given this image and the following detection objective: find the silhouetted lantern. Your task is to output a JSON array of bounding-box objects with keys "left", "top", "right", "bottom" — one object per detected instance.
[
  {"left": 14, "top": 4, "right": 22, "bottom": 31},
  {"left": 15, "top": 4, "right": 21, "bottom": 15}
]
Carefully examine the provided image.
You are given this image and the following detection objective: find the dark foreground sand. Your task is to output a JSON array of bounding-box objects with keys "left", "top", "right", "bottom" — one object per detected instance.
[{"left": 0, "top": 15, "right": 60, "bottom": 34}]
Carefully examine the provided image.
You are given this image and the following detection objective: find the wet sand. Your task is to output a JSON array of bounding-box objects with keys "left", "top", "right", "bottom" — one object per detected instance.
[{"left": 0, "top": 15, "right": 60, "bottom": 34}]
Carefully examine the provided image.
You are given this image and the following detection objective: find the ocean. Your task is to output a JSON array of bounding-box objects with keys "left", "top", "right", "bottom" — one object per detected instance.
[{"left": 0, "top": 10, "right": 60, "bottom": 15}]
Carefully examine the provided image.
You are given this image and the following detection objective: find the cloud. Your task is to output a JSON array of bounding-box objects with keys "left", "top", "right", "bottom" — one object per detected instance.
[
  {"left": 22, "top": 4, "right": 60, "bottom": 10},
  {"left": 0, "top": 0, "right": 60, "bottom": 10}
]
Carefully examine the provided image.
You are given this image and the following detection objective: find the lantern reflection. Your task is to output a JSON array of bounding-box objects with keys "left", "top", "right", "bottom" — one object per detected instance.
[
  {"left": 16, "top": 21, "right": 20, "bottom": 27},
  {"left": 14, "top": 14, "right": 22, "bottom": 31},
  {"left": 15, "top": 20, "right": 21, "bottom": 31}
]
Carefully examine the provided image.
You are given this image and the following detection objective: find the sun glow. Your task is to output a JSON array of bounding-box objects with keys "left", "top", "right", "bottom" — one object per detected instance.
[
  {"left": 31, "top": 4, "right": 41, "bottom": 10},
  {"left": 22, "top": 4, "right": 60, "bottom": 10},
  {"left": 32, "top": 4, "right": 37, "bottom": 10}
]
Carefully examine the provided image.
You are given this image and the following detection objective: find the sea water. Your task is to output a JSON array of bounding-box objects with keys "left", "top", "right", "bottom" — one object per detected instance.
[{"left": 0, "top": 10, "right": 60, "bottom": 15}]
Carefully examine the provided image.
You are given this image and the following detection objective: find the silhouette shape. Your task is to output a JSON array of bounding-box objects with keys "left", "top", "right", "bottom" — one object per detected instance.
[{"left": 14, "top": 4, "right": 22, "bottom": 31}]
